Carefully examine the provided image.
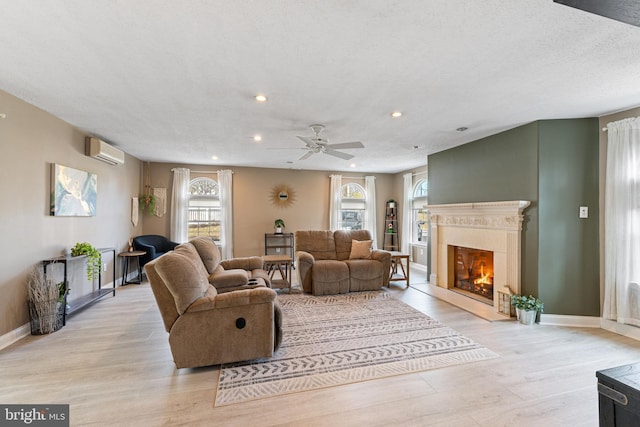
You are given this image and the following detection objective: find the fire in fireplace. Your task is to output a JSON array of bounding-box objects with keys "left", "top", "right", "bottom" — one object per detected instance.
[{"left": 452, "top": 246, "right": 494, "bottom": 303}]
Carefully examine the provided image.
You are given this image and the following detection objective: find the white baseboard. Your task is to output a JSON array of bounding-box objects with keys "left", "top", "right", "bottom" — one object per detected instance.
[
  {"left": 539, "top": 314, "right": 602, "bottom": 328},
  {"left": 0, "top": 322, "right": 31, "bottom": 351},
  {"left": 601, "top": 319, "right": 640, "bottom": 340},
  {"left": 410, "top": 263, "right": 428, "bottom": 273}
]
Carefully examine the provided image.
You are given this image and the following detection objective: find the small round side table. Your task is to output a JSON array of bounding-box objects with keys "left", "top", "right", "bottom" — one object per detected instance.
[{"left": 118, "top": 250, "right": 146, "bottom": 285}]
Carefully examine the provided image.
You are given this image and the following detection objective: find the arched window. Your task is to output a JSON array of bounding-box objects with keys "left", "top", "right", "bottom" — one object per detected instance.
[
  {"left": 340, "top": 182, "right": 366, "bottom": 230},
  {"left": 412, "top": 179, "right": 429, "bottom": 243},
  {"left": 188, "top": 177, "right": 220, "bottom": 241}
]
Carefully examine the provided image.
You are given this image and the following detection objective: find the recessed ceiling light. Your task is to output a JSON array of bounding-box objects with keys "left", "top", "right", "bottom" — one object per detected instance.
[
  {"left": 0, "top": 113, "right": 6, "bottom": 119},
  {"left": 391, "top": 111, "right": 402, "bottom": 118},
  {"left": 211, "top": 155, "right": 218, "bottom": 160},
  {"left": 350, "top": 163, "right": 356, "bottom": 168},
  {"left": 254, "top": 135, "right": 262, "bottom": 142},
  {"left": 255, "top": 94, "right": 268, "bottom": 102},
  {"left": 456, "top": 127, "right": 468, "bottom": 132}
]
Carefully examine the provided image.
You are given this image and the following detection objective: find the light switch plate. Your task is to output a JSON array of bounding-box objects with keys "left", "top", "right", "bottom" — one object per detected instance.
[{"left": 579, "top": 206, "right": 589, "bottom": 218}]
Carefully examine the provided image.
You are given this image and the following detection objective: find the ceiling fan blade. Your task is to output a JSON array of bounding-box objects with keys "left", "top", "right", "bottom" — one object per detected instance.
[
  {"left": 325, "top": 149, "right": 354, "bottom": 160},
  {"left": 296, "top": 136, "right": 317, "bottom": 148},
  {"left": 299, "top": 151, "right": 314, "bottom": 160},
  {"left": 327, "top": 141, "right": 364, "bottom": 150}
]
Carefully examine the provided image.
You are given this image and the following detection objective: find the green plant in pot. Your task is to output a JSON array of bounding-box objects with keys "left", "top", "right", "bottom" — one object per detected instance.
[
  {"left": 510, "top": 294, "right": 544, "bottom": 325},
  {"left": 274, "top": 219, "right": 285, "bottom": 234},
  {"left": 70, "top": 242, "right": 101, "bottom": 281},
  {"left": 139, "top": 193, "right": 156, "bottom": 215}
]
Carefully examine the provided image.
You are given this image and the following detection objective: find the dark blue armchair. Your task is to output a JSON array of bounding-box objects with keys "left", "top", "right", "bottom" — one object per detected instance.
[{"left": 133, "top": 235, "right": 179, "bottom": 267}]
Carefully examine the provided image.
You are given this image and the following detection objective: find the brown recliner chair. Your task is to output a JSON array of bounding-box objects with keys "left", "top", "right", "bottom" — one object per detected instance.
[
  {"left": 189, "top": 236, "right": 271, "bottom": 293},
  {"left": 295, "top": 229, "right": 391, "bottom": 296},
  {"left": 145, "top": 242, "right": 282, "bottom": 368}
]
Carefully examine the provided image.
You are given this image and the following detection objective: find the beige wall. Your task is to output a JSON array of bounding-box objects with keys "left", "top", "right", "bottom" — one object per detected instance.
[
  {"left": 0, "top": 90, "right": 142, "bottom": 337},
  {"left": 143, "top": 163, "right": 398, "bottom": 256},
  {"left": 598, "top": 106, "right": 640, "bottom": 311}
]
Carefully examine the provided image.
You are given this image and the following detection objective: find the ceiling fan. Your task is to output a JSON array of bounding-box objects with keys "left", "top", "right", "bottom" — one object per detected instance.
[{"left": 296, "top": 124, "right": 364, "bottom": 161}]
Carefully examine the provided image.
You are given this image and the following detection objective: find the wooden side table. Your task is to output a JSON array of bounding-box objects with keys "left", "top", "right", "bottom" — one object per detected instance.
[
  {"left": 263, "top": 254, "right": 292, "bottom": 291},
  {"left": 388, "top": 251, "right": 410, "bottom": 288},
  {"left": 118, "top": 250, "right": 146, "bottom": 285}
]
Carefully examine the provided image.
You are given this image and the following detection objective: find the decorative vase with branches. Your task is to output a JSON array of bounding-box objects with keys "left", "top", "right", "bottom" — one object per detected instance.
[{"left": 27, "top": 265, "right": 63, "bottom": 334}]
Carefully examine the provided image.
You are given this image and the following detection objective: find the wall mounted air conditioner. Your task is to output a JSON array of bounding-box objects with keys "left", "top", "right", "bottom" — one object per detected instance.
[{"left": 85, "top": 137, "right": 125, "bottom": 165}]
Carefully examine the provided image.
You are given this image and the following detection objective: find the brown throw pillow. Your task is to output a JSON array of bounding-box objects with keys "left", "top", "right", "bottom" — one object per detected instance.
[{"left": 349, "top": 239, "right": 373, "bottom": 260}]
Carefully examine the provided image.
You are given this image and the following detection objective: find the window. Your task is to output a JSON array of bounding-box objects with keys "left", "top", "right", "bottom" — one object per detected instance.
[
  {"left": 412, "top": 179, "right": 429, "bottom": 243},
  {"left": 188, "top": 177, "right": 220, "bottom": 241},
  {"left": 340, "top": 182, "right": 365, "bottom": 230}
]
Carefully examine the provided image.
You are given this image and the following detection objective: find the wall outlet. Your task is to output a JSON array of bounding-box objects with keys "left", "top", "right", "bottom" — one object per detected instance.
[
  {"left": 275, "top": 247, "right": 281, "bottom": 253},
  {"left": 103, "top": 263, "right": 107, "bottom": 272},
  {"left": 579, "top": 206, "right": 589, "bottom": 219},
  {"left": 420, "top": 249, "right": 424, "bottom": 255}
]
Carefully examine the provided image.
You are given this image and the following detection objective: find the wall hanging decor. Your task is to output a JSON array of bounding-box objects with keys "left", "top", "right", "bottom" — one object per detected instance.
[
  {"left": 270, "top": 184, "right": 296, "bottom": 209},
  {"left": 131, "top": 197, "right": 139, "bottom": 226},
  {"left": 50, "top": 164, "right": 97, "bottom": 216}
]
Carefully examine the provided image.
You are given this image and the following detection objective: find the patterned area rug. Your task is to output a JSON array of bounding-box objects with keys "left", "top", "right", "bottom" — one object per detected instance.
[{"left": 214, "top": 291, "right": 498, "bottom": 406}]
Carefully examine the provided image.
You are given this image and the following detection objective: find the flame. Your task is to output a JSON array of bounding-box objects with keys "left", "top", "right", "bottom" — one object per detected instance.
[{"left": 473, "top": 264, "right": 492, "bottom": 285}]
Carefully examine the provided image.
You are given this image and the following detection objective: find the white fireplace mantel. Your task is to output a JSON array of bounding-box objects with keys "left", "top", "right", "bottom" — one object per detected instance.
[{"left": 425, "top": 200, "right": 531, "bottom": 320}]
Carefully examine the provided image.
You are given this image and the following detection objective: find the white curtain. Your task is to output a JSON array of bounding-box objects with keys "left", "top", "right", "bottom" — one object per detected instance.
[
  {"left": 329, "top": 174, "right": 342, "bottom": 231},
  {"left": 401, "top": 173, "right": 413, "bottom": 256},
  {"left": 604, "top": 117, "right": 640, "bottom": 326},
  {"left": 170, "top": 168, "right": 190, "bottom": 243},
  {"left": 217, "top": 169, "right": 234, "bottom": 259},
  {"left": 364, "top": 176, "right": 377, "bottom": 248}
]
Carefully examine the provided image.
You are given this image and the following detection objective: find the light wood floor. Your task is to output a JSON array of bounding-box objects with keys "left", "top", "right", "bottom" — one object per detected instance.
[{"left": 2, "top": 270, "right": 640, "bottom": 426}]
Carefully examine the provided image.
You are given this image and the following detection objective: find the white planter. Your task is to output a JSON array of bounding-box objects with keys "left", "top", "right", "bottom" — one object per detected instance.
[
  {"left": 519, "top": 309, "right": 537, "bottom": 325},
  {"left": 275, "top": 227, "right": 283, "bottom": 234}
]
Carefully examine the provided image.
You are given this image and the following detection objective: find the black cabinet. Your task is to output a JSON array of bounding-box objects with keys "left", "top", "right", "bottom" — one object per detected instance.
[
  {"left": 597, "top": 363, "right": 640, "bottom": 426},
  {"left": 264, "top": 233, "right": 294, "bottom": 258}
]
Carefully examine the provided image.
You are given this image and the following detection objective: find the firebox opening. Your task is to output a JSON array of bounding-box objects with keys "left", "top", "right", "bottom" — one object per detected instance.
[{"left": 451, "top": 245, "right": 494, "bottom": 305}]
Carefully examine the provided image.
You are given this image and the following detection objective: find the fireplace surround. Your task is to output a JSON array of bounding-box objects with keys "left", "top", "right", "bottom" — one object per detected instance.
[{"left": 425, "top": 201, "right": 530, "bottom": 320}]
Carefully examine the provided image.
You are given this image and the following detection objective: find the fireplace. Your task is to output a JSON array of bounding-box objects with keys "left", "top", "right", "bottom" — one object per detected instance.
[
  {"left": 424, "top": 201, "right": 530, "bottom": 320},
  {"left": 452, "top": 246, "right": 494, "bottom": 303}
]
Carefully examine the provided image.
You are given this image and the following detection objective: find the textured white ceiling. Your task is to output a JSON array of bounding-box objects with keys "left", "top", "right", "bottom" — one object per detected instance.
[{"left": 1, "top": 1, "right": 639, "bottom": 173}]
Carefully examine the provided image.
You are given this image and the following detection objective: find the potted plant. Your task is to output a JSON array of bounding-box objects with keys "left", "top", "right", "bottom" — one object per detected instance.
[
  {"left": 274, "top": 219, "right": 285, "bottom": 234},
  {"left": 139, "top": 193, "right": 156, "bottom": 215},
  {"left": 70, "top": 242, "right": 102, "bottom": 281},
  {"left": 511, "top": 294, "right": 544, "bottom": 325}
]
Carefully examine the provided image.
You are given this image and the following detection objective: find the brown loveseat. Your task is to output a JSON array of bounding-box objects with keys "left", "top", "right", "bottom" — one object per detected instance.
[
  {"left": 295, "top": 230, "right": 391, "bottom": 295},
  {"left": 145, "top": 239, "right": 282, "bottom": 368}
]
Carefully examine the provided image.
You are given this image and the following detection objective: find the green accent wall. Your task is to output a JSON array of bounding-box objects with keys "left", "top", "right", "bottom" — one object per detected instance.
[
  {"left": 538, "top": 120, "right": 600, "bottom": 315},
  {"left": 428, "top": 119, "right": 599, "bottom": 316}
]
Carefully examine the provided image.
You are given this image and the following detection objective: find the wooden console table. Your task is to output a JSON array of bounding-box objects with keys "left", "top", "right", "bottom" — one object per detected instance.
[{"left": 42, "top": 247, "right": 116, "bottom": 325}]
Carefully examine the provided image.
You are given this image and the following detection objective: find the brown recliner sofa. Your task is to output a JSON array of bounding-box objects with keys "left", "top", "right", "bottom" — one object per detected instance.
[
  {"left": 295, "top": 230, "right": 391, "bottom": 296},
  {"left": 189, "top": 236, "right": 271, "bottom": 293},
  {"left": 145, "top": 240, "right": 282, "bottom": 368}
]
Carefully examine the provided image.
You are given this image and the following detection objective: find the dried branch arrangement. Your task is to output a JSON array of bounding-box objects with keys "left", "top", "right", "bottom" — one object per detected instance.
[{"left": 27, "top": 265, "right": 63, "bottom": 334}]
